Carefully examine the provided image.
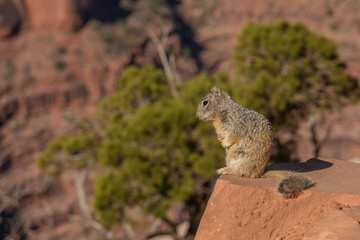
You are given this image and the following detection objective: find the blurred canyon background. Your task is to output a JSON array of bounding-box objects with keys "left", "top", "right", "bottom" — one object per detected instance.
[{"left": 0, "top": 0, "right": 360, "bottom": 239}]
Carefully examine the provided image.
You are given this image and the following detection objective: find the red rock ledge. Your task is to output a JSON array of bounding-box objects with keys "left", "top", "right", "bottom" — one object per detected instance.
[{"left": 195, "top": 158, "right": 360, "bottom": 240}]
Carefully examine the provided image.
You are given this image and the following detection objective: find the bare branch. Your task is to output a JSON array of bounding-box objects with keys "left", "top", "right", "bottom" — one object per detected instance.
[
  {"left": 161, "top": 27, "right": 170, "bottom": 45},
  {"left": 147, "top": 218, "right": 162, "bottom": 235},
  {"left": 145, "top": 231, "right": 173, "bottom": 240},
  {"left": 74, "top": 170, "right": 115, "bottom": 239},
  {"left": 309, "top": 116, "right": 333, "bottom": 157},
  {"left": 149, "top": 30, "right": 180, "bottom": 98},
  {"left": 74, "top": 170, "right": 90, "bottom": 218},
  {"left": 169, "top": 53, "right": 182, "bottom": 85},
  {"left": 123, "top": 222, "right": 135, "bottom": 239}
]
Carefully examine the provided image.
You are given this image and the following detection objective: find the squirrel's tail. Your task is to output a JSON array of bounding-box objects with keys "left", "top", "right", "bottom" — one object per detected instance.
[
  {"left": 263, "top": 170, "right": 315, "bottom": 198},
  {"left": 277, "top": 174, "right": 315, "bottom": 198}
]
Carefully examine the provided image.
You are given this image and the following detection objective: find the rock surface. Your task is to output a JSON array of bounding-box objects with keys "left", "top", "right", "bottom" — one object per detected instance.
[
  {"left": 195, "top": 158, "right": 360, "bottom": 240},
  {"left": 24, "top": 0, "right": 82, "bottom": 31}
]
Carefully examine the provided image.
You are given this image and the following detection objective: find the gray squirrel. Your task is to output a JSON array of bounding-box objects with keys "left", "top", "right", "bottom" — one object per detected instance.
[{"left": 196, "top": 86, "right": 314, "bottom": 198}]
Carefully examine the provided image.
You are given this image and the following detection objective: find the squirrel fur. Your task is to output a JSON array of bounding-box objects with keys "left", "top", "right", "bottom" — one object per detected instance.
[{"left": 196, "top": 86, "right": 314, "bottom": 198}]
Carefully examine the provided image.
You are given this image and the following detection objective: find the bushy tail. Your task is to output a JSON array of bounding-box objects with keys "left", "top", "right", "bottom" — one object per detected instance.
[
  {"left": 277, "top": 174, "right": 315, "bottom": 198},
  {"left": 263, "top": 170, "right": 315, "bottom": 198}
]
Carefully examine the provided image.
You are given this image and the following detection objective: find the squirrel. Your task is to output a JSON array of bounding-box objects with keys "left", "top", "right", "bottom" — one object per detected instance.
[{"left": 196, "top": 86, "right": 315, "bottom": 198}]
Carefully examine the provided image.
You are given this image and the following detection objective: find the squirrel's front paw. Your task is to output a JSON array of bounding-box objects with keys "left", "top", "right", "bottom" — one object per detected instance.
[{"left": 216, "top": 167, "right": 232, "bottom": 175}]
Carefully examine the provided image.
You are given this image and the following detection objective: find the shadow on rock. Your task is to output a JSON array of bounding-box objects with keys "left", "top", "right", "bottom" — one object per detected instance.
[{"left": 266, "top": 158, "right": 333, "bottom": 173}]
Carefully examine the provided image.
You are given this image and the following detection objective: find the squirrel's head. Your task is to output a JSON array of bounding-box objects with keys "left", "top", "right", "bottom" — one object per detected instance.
[{"left": 196, "top": 86, "right": 229, "bottom": 121}]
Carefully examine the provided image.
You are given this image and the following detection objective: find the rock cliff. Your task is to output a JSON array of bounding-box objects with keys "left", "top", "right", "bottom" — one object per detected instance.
[{"left": 195, "top": 158, "right": 360, "bottom": 240}]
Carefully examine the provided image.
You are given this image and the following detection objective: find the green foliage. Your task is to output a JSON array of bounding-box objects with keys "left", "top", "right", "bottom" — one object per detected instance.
[
  {"left": 330, "top": 22, "right": 338, "bottom": 31},
  {"left": 38, "top": 119, "right": 100, "bottom": 175},
  {"left": 325, "top": 4, "right": 334, "bottom": 16},
  {"left": 93, "top": 70, "right": 227, "bottom": 226},
  {"left": 96, "top": 65, "right": 170, "bottom": 120},
  {"left": 233, "top": 21, "right": 359, "bottom": 132},
  {"left": 54, "top": 60, "right": 67, "bottom": 71},
  {"left": 39, "top": 65, "right": 227, "bottom": 228}
]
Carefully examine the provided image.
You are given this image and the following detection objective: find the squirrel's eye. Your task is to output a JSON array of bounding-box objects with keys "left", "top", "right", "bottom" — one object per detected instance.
[{"left": 203, "top": 100, "right": 208, "bottom": 106}]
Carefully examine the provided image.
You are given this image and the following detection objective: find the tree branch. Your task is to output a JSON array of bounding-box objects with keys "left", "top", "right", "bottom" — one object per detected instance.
[
  {"left": 74, "top": 170, "right": 114, "bottom": 239},
  {"left": 149, "top": 29, "right": 180, "bottom": 98},
  {"left": 309, "top": 116, "right": 332, "bottom": 157},
  {"left": 146, "top": 231, "right": 173, "bottom": 240}
]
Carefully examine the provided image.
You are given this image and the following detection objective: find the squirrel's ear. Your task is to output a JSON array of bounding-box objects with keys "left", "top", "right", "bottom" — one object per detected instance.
[{"left": 210, "top": 86, "right": 221, "bottom": 96}]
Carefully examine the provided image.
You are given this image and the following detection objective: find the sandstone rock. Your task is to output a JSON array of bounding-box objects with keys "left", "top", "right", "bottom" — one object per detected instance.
[
  {"left": 24, "top": 0, "right": 83, "bottom": 31},
  {"left": 195, "top": 158, "right": 360, "bottom": 240},
  {"left": 303, "top": 208, "right": 360, "bottom": 240}
]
